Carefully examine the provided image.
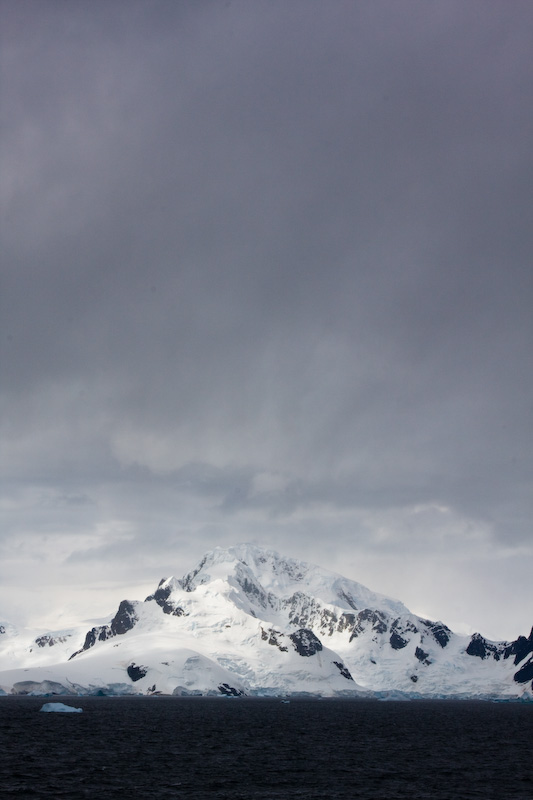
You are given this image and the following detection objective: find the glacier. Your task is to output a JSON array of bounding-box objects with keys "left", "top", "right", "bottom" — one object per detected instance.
[{"left": 1, "top": 544, "right": 532, "bottom": 700}]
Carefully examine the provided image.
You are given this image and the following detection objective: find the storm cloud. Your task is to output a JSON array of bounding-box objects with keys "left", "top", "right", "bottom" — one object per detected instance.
[{"left": 1, "top": 0, "right": 532, "bottom": 639}]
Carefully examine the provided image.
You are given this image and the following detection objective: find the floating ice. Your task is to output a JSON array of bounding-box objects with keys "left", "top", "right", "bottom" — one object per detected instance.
[{"left": 40, "top": 702, "right": 83, "bottom": 713}]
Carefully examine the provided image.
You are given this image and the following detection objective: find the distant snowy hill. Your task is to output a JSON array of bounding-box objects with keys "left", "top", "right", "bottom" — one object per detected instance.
[{"left": 1, "top": 544, "right": 532, "bottom": 699}]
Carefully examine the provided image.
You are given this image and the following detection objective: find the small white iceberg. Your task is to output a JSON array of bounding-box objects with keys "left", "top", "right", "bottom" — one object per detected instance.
[{"left": 40, "top": 702, "right": 83, "bottom": 713}]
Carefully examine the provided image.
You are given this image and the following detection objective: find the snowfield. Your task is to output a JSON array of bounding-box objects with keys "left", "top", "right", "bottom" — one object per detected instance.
[{"left": 1, "top": 544, "right": 532, "bottom": 699}]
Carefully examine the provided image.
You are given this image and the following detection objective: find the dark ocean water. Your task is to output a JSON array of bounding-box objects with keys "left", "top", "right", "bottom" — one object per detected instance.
[{"left": 0, "top": 697, "right": 531, "bottom": 799}]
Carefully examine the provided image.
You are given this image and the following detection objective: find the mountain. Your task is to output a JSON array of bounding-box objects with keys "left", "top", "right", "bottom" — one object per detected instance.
[{"left": 1, "top": 544, "right": 532, "bottom": 699}]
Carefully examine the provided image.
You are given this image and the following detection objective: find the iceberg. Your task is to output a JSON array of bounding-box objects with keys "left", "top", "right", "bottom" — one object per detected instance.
[{"left": 40, "top": 702, "right": 82, "bottom": 713}]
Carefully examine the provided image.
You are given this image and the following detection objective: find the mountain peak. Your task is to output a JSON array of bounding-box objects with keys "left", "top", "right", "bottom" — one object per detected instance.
[{"left": 178, "top": 543, "right": 409, "bottom": 617}]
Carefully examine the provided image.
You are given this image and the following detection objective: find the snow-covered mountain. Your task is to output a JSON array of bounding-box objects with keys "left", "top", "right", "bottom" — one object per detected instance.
[{"left": 1, "top": 544, "right": 532, "bottom": 699}]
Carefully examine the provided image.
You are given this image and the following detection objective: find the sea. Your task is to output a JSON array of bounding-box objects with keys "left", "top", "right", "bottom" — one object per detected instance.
[{"left": 1, "top": 696, "right": 531, "bottom": 799}]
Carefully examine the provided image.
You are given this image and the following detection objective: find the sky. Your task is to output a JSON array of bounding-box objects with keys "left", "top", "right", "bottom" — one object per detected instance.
[{"left": 1, "top": 0, "right": 532, "bottom": 641}]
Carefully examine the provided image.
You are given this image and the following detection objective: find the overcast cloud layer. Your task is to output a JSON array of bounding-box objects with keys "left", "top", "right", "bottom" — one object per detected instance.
[{"left": 1, "top": 0, "right": 532, "bottom": 639}]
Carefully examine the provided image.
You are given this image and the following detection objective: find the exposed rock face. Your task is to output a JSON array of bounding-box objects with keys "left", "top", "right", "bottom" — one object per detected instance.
[
  {"left": 289, "top": 628, "right": 323, "bottom": 657},
  {"left": 333, "top": 661, "right": 354, "bottom": 681},
  {"left": 127, "top": 663, "right": 148, "bottom": 682},
  {"left": 457, "top": 628, "right": 533, "bottom": 691},
  {"left": 236, "top": 567, "right": 273, "bottom": 610},
  {"left": 415, "top": 647, "right": 430, "bottom": 665},
  {"left": 466, "top": 633, "right": 503, "bottom": 660},
  {"left": 35, "top": 634, "right": 70, "bottom": 648},
  {"left": 281, "top": 593, "right": 358, "bottom": 638},
  {"left": 383, "top": 617, "right": 419, "bottom": 651},
  {"left": 69, "top": 600, "right": 139, "bottom": 659},
  {"left": 178, "top": 555, "right": 209, "bottom": 592},
  {"left": 466, "top": 628, "right": 533, "bottom": 672},
  {"left": 506, "top": 628, "right": 533, "bottom": 689},
  {"left": 350, "top": 609, "right": 388, "bottom": 640},
  {"left": 514, "top": 657, "right": 533, "bottom": 684},
  {"left": 111, "top": 600, "right": 138, "bottom": 635},
  {"left": 337, "top": 590, "right": 358, "bottom": 611},
  {"left": 218, "top": 683, "right": 243, "bottom": 696},
  {"left": 261, "top": 627, "right": 288, "bottom": 652},
  {"left": 390, "top": 632, "right": 409, "bottom": 650},
  {"left": 145, "top": 581, "right": 186, "bottom": 616},
  {"left": 504, "top": 627, "right": 533, "bottom": 666},
  {"left": 337, "top": 613, "right": 356, "bottom": 633},
  {"left": 422, "top": 620, "right": 451, "bottom": 648}
]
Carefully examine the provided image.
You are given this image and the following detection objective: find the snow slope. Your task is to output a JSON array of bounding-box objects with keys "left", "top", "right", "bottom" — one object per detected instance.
[{"left": 1, "top": 545, "right": 532, "bottom": 698}]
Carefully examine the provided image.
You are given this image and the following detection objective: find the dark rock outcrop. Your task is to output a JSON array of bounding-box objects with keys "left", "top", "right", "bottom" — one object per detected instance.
[
  {"left": 513, "top": 656, "right": 533, "bottom": 685},
  {"left": 69, "top": 600, "right": 138, "bottom": 659},
  {"left": 388, "top": 616, "right": 421, "bottom": 650},
  {"left": 333, "top": 661, "right": 354, "bottom": 680},
  {"left": 282, "top": 592, "right": 345, "bottom": 636},
  {"left": 337, "top": 590, "right": 359, "bottom": 611},
  {"left": 504, "top": 627, "right": 533, "bottom": 666},
  {"left": 337, "top": 613, "right": 356, "bottom": 634},
  {"left": 466, "top": 633, "right": 502, "bottom": 661},
  {"left": 350, "top": 609, "right": 388, "bottom": 640},
  {"left": 260, "top": 627, "right": 288, "bottom": 651},
  {"left": 415, "top": 647, "right": 430, "bottom": 665},
  {"left": 237, "top": 572, "right": 271, "bottom": 609},
  {"left": 35, "top": 634, "right": 69, "bottom": 648},
  {"left": 127, "top": 663, "right": 148, "bottom": 682},
  {"left": 422, "top": 620, "right": 451, "bottom": 648},
  {"left": 145, "top": 581, "right": 187, "bottom": 616},
  {"left": 390, "top": 632, "right": 408, "bottom": 650},
  {"left": 111, "top": 600, "right": 138, "bottom": 635},
  {"left": 289, "top": 628, "right": 323, "bottom": 657},
  {"left": 218, "top": 683, "right": 243, "bottom": 696},
  {"left": 179, "top": 556, "right": 209, "bottom": 592}
]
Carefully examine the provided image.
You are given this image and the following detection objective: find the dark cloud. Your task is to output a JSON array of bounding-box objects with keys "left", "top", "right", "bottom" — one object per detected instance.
[{"left": 1, "top": 0, "right": 532, "bottom": 638}]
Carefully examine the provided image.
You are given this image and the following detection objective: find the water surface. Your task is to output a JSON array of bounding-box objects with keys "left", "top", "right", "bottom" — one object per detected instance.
[{"left": 1, "top": 697, "right": 531, "bottom": 798}]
